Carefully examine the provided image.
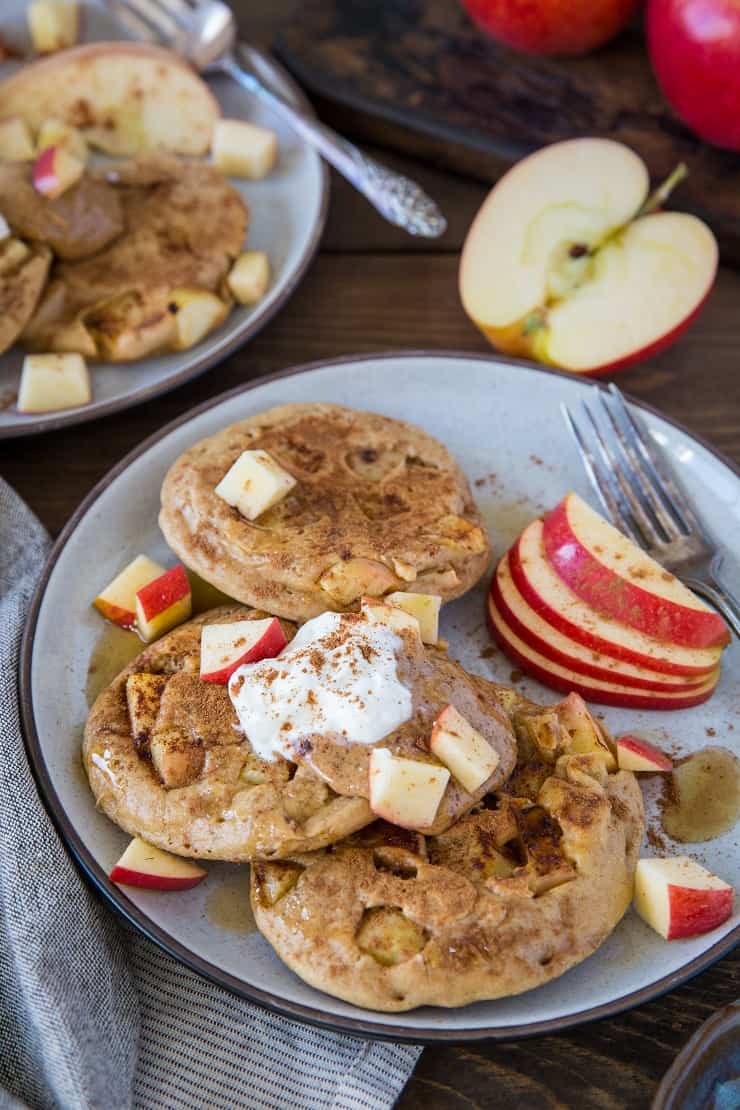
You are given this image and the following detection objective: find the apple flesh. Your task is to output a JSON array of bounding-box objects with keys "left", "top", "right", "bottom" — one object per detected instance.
[
  {"left": 32, "top": 144, "right": 84, "bottom": 199},
  {"left": 93, "top": 554, "right": 166, "bottom": 629},
  {"left": 110, "top": 837, "right": 206, "bottom": 891},
  {"left": 459, "top": 139, "right": 718, "bottom": 376},
  {"left": 361, "top": 596, "right": 422, "bottom": 639},
  {"left": 135, "top": 564, "right": 192, "bottom": 642},
  {"left": 384, "top": 591, "right": 441, "bottom": 645},
  {"left": 368, "top": 748, "right": 449, "bottom": 830},
  {"left": 168, "top": 288, "right": 229, "bottom": 351},
  {"left": 633, "top": 857, "right": 733, "bottom": 940},
  {"left": 200, "top": 617, "right": 286, "bottom": 684},
  {"left": 429, "top": 703, "right": 500, "bottom": 793},
  {"left": 215, "top": 448, "right": 297, "bottom": 522},
  {"left": 543, "top": 493, "right": 730, "bottom": 650},
  {"left": 227, "top": 251, "right": 270, "bottom": 306},
  {"left": 0, "top": 116, "right": 35, "bottom": 161},
  {"left": 616, "top": 735, "right": 673, "bottom": 772},
  {"left": 36, "top": 116, "right": 87, "bottom": 163},
  {"left": 461, "top": 0, "right": 639, "bottom": 55},
  {"left": 17, "top": 352, "right": 90, "bottom": 414},
  {"left": 28, "top": 1, "right": 79, "bottom": 52},
  {"left": 211, "top": 119, "right": 278, "bottom": 180}
]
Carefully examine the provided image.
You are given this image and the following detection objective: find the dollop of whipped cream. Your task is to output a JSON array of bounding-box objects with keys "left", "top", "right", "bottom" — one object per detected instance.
[{"left": 228, "top": 610, "right": 413, "bottom": 762}]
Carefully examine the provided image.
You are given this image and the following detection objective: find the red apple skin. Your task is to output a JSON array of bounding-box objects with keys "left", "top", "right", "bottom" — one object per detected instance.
[
  {"left": 32, "top": 145, "right": 58, "bottom": 195},
  {"left": 136, "top": 565, "right": 190, "bottom": 621},
  {"left": 92, "top": 599, "right": 136, "bottom": 630},
  {"left": 461, "top": 0, "right": 639, "bottom": 55},
  {"left": 509, "top": 525, "right": 719, "bottom": 677},
  {"left": 665, "top": 884, "right": 734, "bottom": 940},
  {"left": 108, "top": 865, "right": 206, "bottom": 892},
  {"left": 616, "top": 734, "right": 674, "bottom": 771},
  {"left": 647, "top": 0, "right": 740, "bottom": 151},
  {"left": 491, "top": 563, "right": 708, "bottom": 694},
  {"left": 543, "top": 497, "right": 730, "bottom": 650},
  {"left": 487, "top": 591, "right": 719, "bottom": 709},
  {"left": 202, "top": 619, "right": 287, "bottom": 684}
]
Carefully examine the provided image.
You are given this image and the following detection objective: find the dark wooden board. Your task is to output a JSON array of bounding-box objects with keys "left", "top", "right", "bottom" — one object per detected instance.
[{"left": 277, "top": 0, "right": 740, "bottom": 265}]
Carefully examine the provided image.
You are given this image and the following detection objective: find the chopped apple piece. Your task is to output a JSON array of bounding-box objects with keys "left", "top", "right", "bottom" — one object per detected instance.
[
  {"left": 360, "top": 596, "right": 421, "bottom": 638},
  {"left": 168, "top": 288, "right": 228, "bottom": 351},
  {"left": 93, "top": 554, "right": 166, "bottom": 628},
  {"left": 556, "top": 693, "right": 616, "bottom": 771},
  {"left": 126, "top": 673, "right": 167, "bottom": 751},
  {"left": 318, "top": 559, "right": 397, "bottom": 606},
  {"left": 385, "top": 591, "right": 441, "bottom": 645},
  {"left": 368, "top": 748, "right": 449, "bottom": 830},
  {"left": 253, "top": 861, "right": 303, "bottom": 907},
  {"left": 616, "top": 735, "right": 673, "bottom": 772},
  {"left": 109, "top": 837, "right": 206, "bottom": 891},
  {"left": 212, "top": 119, "right": 278, "bottom": 180},
  {"left": 28, "top": 1, "right": 79, "bottom": 52},
  {"left": 0, "top": 117, "right": 35, "bottom": 161},
  {"left": 215, "top": 448, "right": 297, "bottom": 521},
  {"left": 36, "top": 117, "right": 87, "bottom": 163},
  {"left": 227, "top": 251, "right": 270, "bottom": 306},
  {"left": 356, "top": 907, "right": 427, "bottom": 965},
  {"left": 135, "top": 564, "right": 192, "bottom": 642},
  {"left": 201, "top": 617, "right": 286, "bottom": 684},
  {"left": 17, "top": 352, "right": 90, "bottom": 414},
  {"left": 32, "top": 144, "right": 84, "bottom": 198},
  {"left": 429, "top": 704, "right": 499, "bottom": 793},
  {"left": 633, "top": 857, "right": 733, "bottom": 940}
]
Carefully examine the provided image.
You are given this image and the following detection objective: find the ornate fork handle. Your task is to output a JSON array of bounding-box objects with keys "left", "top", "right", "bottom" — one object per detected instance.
[
  {"left": 218, "top": 52, "right": 447, "bottom": 239},
  {"left": 682, "top": 554, "right": 740, "bottom": 640}
]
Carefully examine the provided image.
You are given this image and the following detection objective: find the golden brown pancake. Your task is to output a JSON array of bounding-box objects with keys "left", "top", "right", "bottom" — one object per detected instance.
[{"left": 159, "top": 403, "right": 492, "bottom": 623}]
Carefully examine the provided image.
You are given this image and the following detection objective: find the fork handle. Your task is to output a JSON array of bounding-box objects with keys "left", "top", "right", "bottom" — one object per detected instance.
[
  {"left": 682, "top": 577, "right": 740, "bottom": 640},
  {"left": 216, "top": 51, "right": 446, "bottom": 239}
]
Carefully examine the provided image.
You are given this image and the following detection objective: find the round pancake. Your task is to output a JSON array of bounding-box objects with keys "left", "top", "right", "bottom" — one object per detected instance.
[
  {"left": 83, "top": 607, "right": 374, "bottom": 861},
  {"left": 159, "top": 403, "right": 491, "bottom": 623},
  {"left": 251, "top": 749, "right": 644, "bottom": 1012}
]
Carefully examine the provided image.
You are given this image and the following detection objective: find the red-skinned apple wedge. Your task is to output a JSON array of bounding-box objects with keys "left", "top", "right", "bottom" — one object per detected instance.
[
  {"left": 135, "top": 564, "right": 192, "bottom": 642},
  {"left": 201, "top": 617, "right": 286, "bottom": 684},
  {"left": 633, "top": 857, "right": 734, "bottom": 939},
  {"left": 459, "top": 139, "right": 718, "bottom": 376},
  {"left": 616, "top": 735, "right": 673, "bottom": 772},
  {"left": 93, "top": 554, "right": 166, "bottom": 629},
  {"left": 109, "top": 838, "right": 207, "bottom": 891},
  {"left": 509, "top": 520, "right": 722, "bottom": 677},
  {"left": 543, "top": 493, "right": 730, "bottom": 649}
]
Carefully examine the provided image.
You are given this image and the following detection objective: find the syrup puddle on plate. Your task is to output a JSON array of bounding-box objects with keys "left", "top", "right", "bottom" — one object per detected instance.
[
  {"left": 661, "top": 746, "right": 740, "bottom": 843},
  {"left": 205, "top": 868, "right": 256, "bottom": 935}
]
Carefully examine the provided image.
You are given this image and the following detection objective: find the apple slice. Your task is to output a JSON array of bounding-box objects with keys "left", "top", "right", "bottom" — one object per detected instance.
[
  {"left": 460, "top": 139, "right": 717, "bottom": 376},
  {"left": 0, "top": 116, "right": 35, "bottom": 161},
  {"left": 360, "top": 596, "right": 421, "bottom": 638},
  {"left": 168, "top": 288, "right": 229, "bottom": 351},
  {"left": 32, "top": 144, "right": 84, "bottom": 198},
  {"left": 17, "top": 353, "right": 91, "bottom": 414},
  {"left": 510, "top": 520, "right": 721, "bottom": 677},
  {"left": 616, "top": 735, "right": 673, "bottom": 772},
  {"left": 28, "top": 1, "right": 79, "bottom": 52},
  {"left": 93, "top": 554, "right": 166, "bottom": 628},
  {"left": 212, "top": 119, "right": 278, "bottom": 180},
  {"left": 135, "top": 564, "right": 192, "bottom": 642},
  {"left": 487, "top": 589, "right": 720, "bottom": 709},
  {"left": 36, "top": 116, "right": 87, "bottom": 163},
  {"left": 543, "top": 493, "right": 730, "bottom": 650},
  {"left": 492, "top": 553, "right": 710, "bottom": 693},
  {"left": 368, "top": 748, "right": 449, "bottom": 830},
  {"left": 633, "top": 857, "right": 733, "bottom": 940},
  {"left": 385, "top": 591, "right": 441, "bottom": 645},
  {"left": 200, "top": 618, "right": 286, "bottom": 684},
  {"left": 227, "top": 251, "right": 270, "bottom": 306},
  {"left": 215, "top": 449, "right": 297, "bottom": 522},
  {"left": 429, "top": 704, "right": 500, "bottom": 793},
  {"left": 110, "top": 837, "right": 206, "bottom": 891},
  {"left": 555, "top": 691, "right": 616, "bottom": 770}
]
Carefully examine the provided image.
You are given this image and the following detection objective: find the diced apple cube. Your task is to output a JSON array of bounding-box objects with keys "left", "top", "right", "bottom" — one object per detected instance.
[
  {"left": 126, "top": 673, "right": 167, "bottom": 751},
  {"left": 214, "top": 448, "right": 296, "bottom": 521},
  {"left": 557, "top": 692, "right": 616, "bottom": 771},
  {"left": 616, "top": 734, "right": 673, "bottom": 772},
  {"left": 201, "top": 617, "right": 287, "bottom": 684},
  {"left": 227, "top": 251, "right": 270, "bottom": 306},
  {"left": 135, "top": 564, "right": 192, "bottom": 642},
  {"left": 17, "top": 353, "right": 90, "bottom": 414},
  {"left": 109, "top": 837, "right": 206, "bottom": 891},
  {"left": 368, "top": 748, "right": 449, "bottom": 830},
  {"left": 37, "top": 117, "right": 87, "bottom": 163},
  {"left": 429, "top": 703, "right": 499, "bottom": 793},
  {"left": 32, "top": 145, "right": 84, "bottom": 198},
  {"left": 0, "top": 117, "right": 34, "bottom": 161},
  {"left": 318, "top": 559, "right": 397, "bottom": 606},
  {"left": 360, "top": 596, "right": 421, "bottom": 639},
  {"left": 168, "top": 288, "right": 228, "bottom": 351},
  {"left": 212, "top": 119, "right": 278, "bottom": 180},
  {"left": 93, "top": 554, "right": 166, "bottom": 628},
  {"left": 633, "top": 857, "right": 733, "bottom": 940},
  {"left": 385, "top": 591, "right": 441, "bottom": 645},
  {"left": 28, "top": 1, "right": 79, "bottom": 52}
]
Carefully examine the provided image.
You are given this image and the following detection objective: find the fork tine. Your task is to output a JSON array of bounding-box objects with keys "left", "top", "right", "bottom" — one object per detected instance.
[
  {"left": 110, "top": 0, "right": 181, "bottom": 42},
  {"left": 107, "top": 0, "right": 162, "bottom": 41},
  {"left": 144, "top": 0, "right": 193, "bottom": 24},
  {"left": 561, "top": 403, "right": 644, "bottom": 546}
]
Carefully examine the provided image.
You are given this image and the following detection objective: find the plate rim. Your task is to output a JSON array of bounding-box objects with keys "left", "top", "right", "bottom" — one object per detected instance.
[
  {"left": 0, "top": 50, "right": 329, "bottom": 440},
  {"left": 19, "top": 349, "right": 740, "bottom": 1043}
]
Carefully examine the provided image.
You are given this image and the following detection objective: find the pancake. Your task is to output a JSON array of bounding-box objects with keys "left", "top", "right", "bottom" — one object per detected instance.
[
  {"left": 251, "top": 746, "right": 644, "bottom": 1012},
  {"left": 159, "top": 403, "right": 491, "bottom": 623},
  {"left": 82, "top": 607, "right": 374, "bottom": 861}
]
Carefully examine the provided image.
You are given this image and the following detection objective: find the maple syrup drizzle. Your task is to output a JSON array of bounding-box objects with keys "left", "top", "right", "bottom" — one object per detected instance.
[{"left": 662, "top": 746, "right": 740, "bottom": 844}]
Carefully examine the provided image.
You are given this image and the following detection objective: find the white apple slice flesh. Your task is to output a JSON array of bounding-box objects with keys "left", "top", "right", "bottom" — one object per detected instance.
[
  {"left": 633, "top": 857, "right": 733, "bottom": 940},
  {"left": 215, "top": 448, "right": 296, "bottom": 521},
  {"left": 368, "top": 748, "right": 449, "bottom": 830},
  {"left": 429, "top": 704, "right": 499, "bottom": 793},
  {"left": 616, "top": 735, "right": 673, "bottom": 772},
  {"left": 360, "top": 596, "right": 421, "bottom": 638},
  {"left": 200, "top": 617, "right": 286, "bottom": 684},
  {"left": 93, "top": 553, "right": 166, "bottom": 628},
  {"left": 109, "top": 837, "right": 206, "bottom": 891},
  {"left": 384, "top": 591, "right": 441, "bottom": 645}
]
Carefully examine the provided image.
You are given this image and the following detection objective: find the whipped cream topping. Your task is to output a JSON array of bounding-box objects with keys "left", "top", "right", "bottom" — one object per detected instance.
[{"left": 228, "top": 610, "right": 413, "bottom": 762}]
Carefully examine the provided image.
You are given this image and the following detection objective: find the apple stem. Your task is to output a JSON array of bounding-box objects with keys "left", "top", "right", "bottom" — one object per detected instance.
[{"left": 637, "top": 163, "right": 688, "bottom": 219}]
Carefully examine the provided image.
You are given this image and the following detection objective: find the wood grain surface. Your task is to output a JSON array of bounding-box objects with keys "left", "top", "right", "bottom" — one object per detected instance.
[{"left": 2, "top": 3, "right": 739, "bottom": 1107}]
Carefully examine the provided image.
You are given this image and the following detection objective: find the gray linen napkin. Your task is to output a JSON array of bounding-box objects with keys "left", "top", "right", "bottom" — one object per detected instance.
[{"left": 0, "top": 477, "right": 422, "bottom": 1110}]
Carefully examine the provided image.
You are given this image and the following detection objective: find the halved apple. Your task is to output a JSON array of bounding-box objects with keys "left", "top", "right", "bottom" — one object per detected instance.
[
  {"left": 32, "top": 144, "right": 84, "bottom": 198},
  {"left": 368, "top": 748, "right": 449, "bottom": 830},
  {"left": 200, "top": 617, "right": 286, "bottom": 684},
  {"left": 616, "top": 735, "right": 673, "bottom": 772},
  {"left": 460, "top": 139, "right": 718, "bottom": 376},
  {"left": 110, "top": 837, "right": 206, "bottom": 891},
  {"left": 543, "top": 494, "right": 730, "bottom": 650},
  {"left": 633, "top": 857, "right": 733, "bottom": 940},
  {"left": 384, "top": 591, "right": 441, "bottom": 645},
  {"left": 510, "top": 519, "right": 722, "bottom": 677},
  {"left": 17, "top": 352, "right": 90, "bottom": 414},
  {"left": 93, "top": 554, "right": 166, "bottom": 628},
  {"left": 487, "top": 589, "right": 720, "bottom": 709},
  {"left": 135, "top": 564, "right": 192, "bottom": 642},
  {"left": 429, "top": 704, "right": 499, "bottom": 792},
  {"left": 215, "top": 448, "right": 297, "bottom": 522}
]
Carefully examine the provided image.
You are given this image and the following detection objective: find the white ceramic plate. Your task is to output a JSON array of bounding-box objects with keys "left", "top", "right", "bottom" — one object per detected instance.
[
  {"left": 0, "top": 0, "right": 327, "bottom": 438},
  {"left": 21, "top": 353, "right": 740, "bottom": 1041}
]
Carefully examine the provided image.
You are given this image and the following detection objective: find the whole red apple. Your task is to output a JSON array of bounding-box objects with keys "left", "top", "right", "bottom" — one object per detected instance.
[
  {"left": 647, "top": 0, "right": 740, "bottom": 149},
  {"left": 461, "top": 0, "right": 639, "bottom": 54}
]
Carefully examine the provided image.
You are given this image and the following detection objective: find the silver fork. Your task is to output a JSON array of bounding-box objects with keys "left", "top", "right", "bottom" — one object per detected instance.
[
  {"left": 106, "top": 0, "right": 447, "bottom": 239},
  {"left": 562, "top": 383, "right": 740, "bottom": 638}
]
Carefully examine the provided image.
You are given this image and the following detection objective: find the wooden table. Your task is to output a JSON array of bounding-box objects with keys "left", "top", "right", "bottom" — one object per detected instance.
[{"left": 3, "top": 3, "right": 739, "bottom": 1106}]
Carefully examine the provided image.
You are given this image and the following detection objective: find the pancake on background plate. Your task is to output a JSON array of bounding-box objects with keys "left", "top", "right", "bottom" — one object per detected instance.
[{"left": 159, "top": 403, "right": 491, "bottom": 623}]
